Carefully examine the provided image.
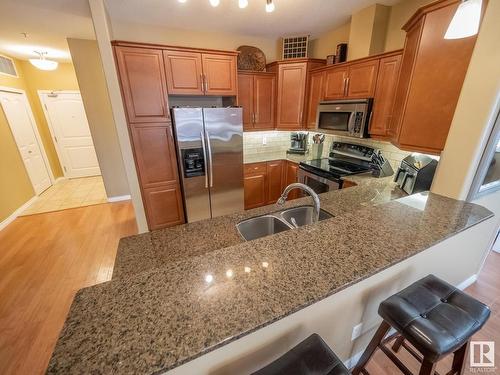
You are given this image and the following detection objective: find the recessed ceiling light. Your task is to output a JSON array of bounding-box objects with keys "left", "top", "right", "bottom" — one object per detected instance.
[
  {"left": 209, "top": 0, "right": 220, "bottom": 6},
  {"left": 178, "top": 0, "right": 187, "bottom": 3},
  {"left": 238, "top": 0, "right": 248, "bottom": 9}
]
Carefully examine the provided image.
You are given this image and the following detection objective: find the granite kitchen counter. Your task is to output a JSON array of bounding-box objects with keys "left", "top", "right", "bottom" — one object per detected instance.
[
  {"left": 47, "top": 192, "right": 493, "bottom": 374},
  {"left": 112, "top": 175, "right": 403, "bottom": 280}
]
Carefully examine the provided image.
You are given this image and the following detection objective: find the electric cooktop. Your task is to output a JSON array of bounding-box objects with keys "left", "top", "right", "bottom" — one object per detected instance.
[{"left": 300, "top": 158, "right": 371, "bottom": 179}]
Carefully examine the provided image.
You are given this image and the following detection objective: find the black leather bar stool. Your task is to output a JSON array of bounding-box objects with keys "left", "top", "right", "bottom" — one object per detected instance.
[
  {"left": 252, "top": 333, "right": 350, "bottom": 375},
  {"left": 352, "top": 274, "right": 490, "bottom": 375}
]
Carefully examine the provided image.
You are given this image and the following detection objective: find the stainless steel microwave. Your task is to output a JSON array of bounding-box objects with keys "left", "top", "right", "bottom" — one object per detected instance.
[{"left": 316, "top": 99, "right": 373, "bottom": 138}]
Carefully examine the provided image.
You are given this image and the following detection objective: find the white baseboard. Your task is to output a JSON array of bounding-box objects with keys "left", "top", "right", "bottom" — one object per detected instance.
[
  {"left": 107, "top": 194, "right": 131, "bottom": 203},
  {"left": 0, "top": 196, "right": 38, "bottom": 231},
  {"left": 343, "top": 274, "right": 478, "bottom": 369},
  {"left": 456, "top": 274, "right": 478, "bottom": 290},
  {"left": 54, "top": 176, "right": 66, "bottom": 184}
]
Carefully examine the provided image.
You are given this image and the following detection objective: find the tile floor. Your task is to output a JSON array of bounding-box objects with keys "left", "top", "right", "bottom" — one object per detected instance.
[{"left": 21, "top": 176, "right": 107, "bottom": 216}]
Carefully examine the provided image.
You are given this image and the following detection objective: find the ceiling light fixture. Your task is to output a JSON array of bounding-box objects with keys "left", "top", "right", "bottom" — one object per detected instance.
[
  {"left": 29, "top": 51, "right": 58, "bottom": 71},
  {"left": 178, "top": 0, "right": 187, "bottom": 3},
  {"left": 445, "top": 0, "right": 482, "bottom": 39},
  {"left": 209, "top": 0, "right": 220, "bottom": 6},
  {"left": 265, "top": 0, "right": 275, "bottom": 12},
  {"left": 238, "top": 0, "right": 248, "bottom": 9}
]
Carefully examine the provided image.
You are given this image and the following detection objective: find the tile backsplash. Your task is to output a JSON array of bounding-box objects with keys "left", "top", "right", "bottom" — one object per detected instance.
[{"left": 243, "top": 130, "right": 431, "bottom": 170}]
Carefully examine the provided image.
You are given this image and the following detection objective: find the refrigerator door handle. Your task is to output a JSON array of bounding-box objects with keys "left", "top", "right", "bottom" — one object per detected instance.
[
  {"left": 205, "top": 130, "right": 214, "bottom": 187},
  {"left": 200, "top": 131, "right": 209, "bottom": 188}
]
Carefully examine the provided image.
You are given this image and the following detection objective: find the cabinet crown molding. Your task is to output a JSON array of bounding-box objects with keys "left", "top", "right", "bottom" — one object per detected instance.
[{"left": 111, "top": 40, "right": 239, "bottom": 56}]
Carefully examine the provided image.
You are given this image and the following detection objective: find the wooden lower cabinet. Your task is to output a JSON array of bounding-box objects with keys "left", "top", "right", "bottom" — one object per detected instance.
[
  {"left": 244, "top": 160, "right": 299, "bottom": 209},
  {"left": 267, "top": 160, "right": 285, "bottom": 204},
  {"left": 284, "top": 161, "right": 300, "bottom": 200},
  {"left": 142, "top": 184, "right": 185, "bottom": 231},
  {"left": 130, "top": 123, "right": 185, "bottom": 230},
  {"left": 244, "top": 165, "right": 267, "bottom": 209}
]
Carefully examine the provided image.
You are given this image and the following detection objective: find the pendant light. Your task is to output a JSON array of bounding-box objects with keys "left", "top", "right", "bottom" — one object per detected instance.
[
  {"left": 29, "top": 51, "right": 58, "bottom": 71},
  {"left": 445, "top": 0, "right": 482, "bottom": 39},
  {"left": 266, "top": 0, "right": 275, "bottom": 12}
]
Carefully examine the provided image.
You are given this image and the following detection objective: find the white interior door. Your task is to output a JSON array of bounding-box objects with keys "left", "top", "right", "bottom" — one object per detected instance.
[
  {"left": 41, "top": 92, "right": 101, "bottom": 178},
  {"left": 0, "top": 90, "right": 52, "bottom": 195}
]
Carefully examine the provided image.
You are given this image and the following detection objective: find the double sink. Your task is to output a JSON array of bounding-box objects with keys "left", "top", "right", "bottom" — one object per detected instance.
[{"left": 236, "top": 206, "right": 333, "bottom": 241}]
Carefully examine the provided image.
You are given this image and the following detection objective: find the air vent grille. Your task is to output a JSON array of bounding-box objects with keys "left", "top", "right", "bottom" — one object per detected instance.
[{"left": 0, "top": 55, "right": 18, "bottom": 77}]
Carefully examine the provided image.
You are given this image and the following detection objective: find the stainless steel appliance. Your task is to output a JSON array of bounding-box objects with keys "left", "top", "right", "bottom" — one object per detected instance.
[
  {"left": 288, "top": 132, "right": 309, "bottom": 154},
  {"left": 298, "top": 141, "right": 392, "bottom": 194},
  {"left": 394, "top": 154, "right": 438, "bottom": 194},
  {"left": 317, "top": 99, "right": 373, "bottom": 138},
  {"left": 171, "top": 107, "right": 244, "bottom": 222}
]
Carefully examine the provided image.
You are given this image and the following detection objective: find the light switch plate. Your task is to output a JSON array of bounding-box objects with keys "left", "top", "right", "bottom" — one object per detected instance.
[{"left": 262, "top": 136, "right": 267, "bottom": 145}]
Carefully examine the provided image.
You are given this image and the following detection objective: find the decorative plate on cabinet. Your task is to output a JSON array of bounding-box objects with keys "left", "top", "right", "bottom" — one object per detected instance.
[{"left": 237, "top": 45, "right": 266, "bottom": 71}]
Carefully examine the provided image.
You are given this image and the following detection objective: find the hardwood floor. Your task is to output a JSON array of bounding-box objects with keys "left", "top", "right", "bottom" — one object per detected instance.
[
  {"left": 0, "top": 201, "right": 497, "bottom": 375},
  {"left": 366, "top": 250, "right": 500, "bottom": 375},
  {"left": 0, "top": 202, "right": 137, "bottom": 375}
]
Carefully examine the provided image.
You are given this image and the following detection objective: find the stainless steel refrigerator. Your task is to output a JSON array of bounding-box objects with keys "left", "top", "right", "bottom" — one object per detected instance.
[{"left": 171, "top": 107, "right": 244, "bottom": 222}]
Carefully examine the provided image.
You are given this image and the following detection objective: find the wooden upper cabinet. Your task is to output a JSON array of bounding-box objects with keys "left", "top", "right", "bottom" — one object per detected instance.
[
  {"left": 130, "top": 124, "right": 180, "bottom": 189},
  {"left": 238, "top": 72, "right": 276, "bottom": 131},
  {"left": 346, "top": 60, "right": 379, "bottom": 98},
  {"left": 370, "top": 52, "right": 402, "bottom": 138},
  {"left": 163, "top": 50, "right": 204, "bottom": 95},
  {"left": 306, "top": 70, "right": 325, "bottom": 129},
  {"left": 390, "top": 0, "right": 480, "bottom": 153},
  {"left": 254, "top": 74, "right": 275, "bottom": 129},
  {"left": 202, "top": 54, "right": 237, "bottom": 95},
  {"left": 114, "top": 46, "right": 170, "bottom": 123},
  {"left": 237, "top": 73, "right": 254, "bottom": 130},
  {"left": 324, "top": 67, "right": 348, "bottom": 100},
  {"left": 275, "top": 62, "right": 307, "bottom": 129}
]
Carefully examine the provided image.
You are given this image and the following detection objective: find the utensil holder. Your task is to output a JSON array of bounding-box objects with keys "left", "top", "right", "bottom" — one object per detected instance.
[{"left": 311, "top": 143, "right": 323, "bottom": 159}]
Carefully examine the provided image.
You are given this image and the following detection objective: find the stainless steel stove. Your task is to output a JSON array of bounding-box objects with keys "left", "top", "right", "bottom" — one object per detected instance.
[{"left": 298, "top": 142, "right": 392, "bottom": 194}]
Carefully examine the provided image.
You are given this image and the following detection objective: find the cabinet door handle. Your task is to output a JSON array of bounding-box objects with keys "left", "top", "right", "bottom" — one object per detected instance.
[
  {"left": 200, "top": 74, "right": 204, "bottom": 93},
  {"left": 203, "top": 74, "right": 208, "bottom": 93},
  {"left": 345, "top": 77, "right": 350, "bottom": 96}
]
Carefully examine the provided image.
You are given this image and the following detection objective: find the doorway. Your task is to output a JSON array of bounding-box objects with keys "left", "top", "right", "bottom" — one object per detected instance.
[
  {"left": 0, "top": 88, "right": 53, "bottom": 195},
  {"left": 39, "top": 91, "right": 101, "bottom": 178}
]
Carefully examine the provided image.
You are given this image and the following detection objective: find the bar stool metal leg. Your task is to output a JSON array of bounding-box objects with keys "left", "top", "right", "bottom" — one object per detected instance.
[{"left": 351, "top": 321, "right": 391, "bottom": 375}]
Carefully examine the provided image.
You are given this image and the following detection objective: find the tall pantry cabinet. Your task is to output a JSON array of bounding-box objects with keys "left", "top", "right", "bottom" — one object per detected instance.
[{"left": 114, "top": 45, "right": 185, "bottom": 230}]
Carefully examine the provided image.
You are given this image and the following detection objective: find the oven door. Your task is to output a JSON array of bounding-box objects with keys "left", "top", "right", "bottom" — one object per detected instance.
[{"left": 298, "top": 167, "right": 341, "bottom": 195}]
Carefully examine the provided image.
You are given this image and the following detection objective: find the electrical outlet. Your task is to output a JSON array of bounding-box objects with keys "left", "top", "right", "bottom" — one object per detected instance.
[
  {"left": 351, "top": 323, "right": 363, "bottom": 341},
  {"left": 262, "top": 136, "right": 267, "bottom": 145}
]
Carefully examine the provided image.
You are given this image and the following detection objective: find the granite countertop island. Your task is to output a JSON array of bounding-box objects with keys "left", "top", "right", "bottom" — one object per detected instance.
[
  {"left": 47, "top": 174, "right": 494, "bottom": 374},
  {"left": 112, "top": 174, "right": 402, "bottom": 280}
]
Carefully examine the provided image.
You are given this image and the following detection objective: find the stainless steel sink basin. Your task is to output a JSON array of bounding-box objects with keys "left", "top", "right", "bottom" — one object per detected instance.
[
  {"left": 280, "top": 206, "right": 333, "bottom": 228},
  {"left": 236, "top": 215, "right": 292, "bottom": 241}
]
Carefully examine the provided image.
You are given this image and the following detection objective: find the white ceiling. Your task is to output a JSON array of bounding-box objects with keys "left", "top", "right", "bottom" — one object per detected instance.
[
  {"left": 105, "top": 0, "right": 402, "bottom": 39},
  {"left": 0, "top": 0, "right": 94, "bottom": 62},
  {"left": 0, "top": 0, "right": 402, "bottom": 62}
]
